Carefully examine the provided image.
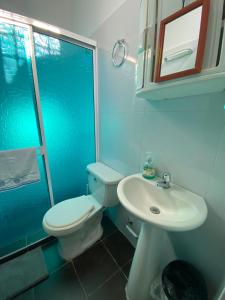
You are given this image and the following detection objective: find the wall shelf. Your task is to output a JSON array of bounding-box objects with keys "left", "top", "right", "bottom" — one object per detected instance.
[{"left": 137, "top": 69, "right": 225, "bottom": 100}]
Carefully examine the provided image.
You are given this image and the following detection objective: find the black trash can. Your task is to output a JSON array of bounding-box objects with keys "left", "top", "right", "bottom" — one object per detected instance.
[{"left": 162, "top": 260, "right": 208, "bottom": 300}]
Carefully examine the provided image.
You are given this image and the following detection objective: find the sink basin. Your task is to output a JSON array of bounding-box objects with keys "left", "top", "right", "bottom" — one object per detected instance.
[
  {"left": 117, "top": 174, "right": 208, "bottom": 300},
  {"left": 117, "top": 174, "right": 207, "bottom": 231}
]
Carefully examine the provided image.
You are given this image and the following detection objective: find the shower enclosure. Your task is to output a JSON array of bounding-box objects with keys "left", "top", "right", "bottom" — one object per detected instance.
[{"left": 0, "top": 10, "right": 98, "bottom": 258}]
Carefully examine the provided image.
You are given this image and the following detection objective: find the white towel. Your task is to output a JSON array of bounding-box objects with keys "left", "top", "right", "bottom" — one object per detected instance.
[{"left": 0, "top": 148, "right": 40, "bottom": 191}]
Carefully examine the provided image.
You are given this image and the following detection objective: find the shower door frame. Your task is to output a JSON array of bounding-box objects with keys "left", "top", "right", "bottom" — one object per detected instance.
[{"left": 0, "top": 9, "right": 99, "bottom": 254}]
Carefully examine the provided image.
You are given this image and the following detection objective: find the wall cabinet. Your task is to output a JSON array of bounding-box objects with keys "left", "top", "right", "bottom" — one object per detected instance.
[{"left": 136, "top": 0, "right": 225, "bottom": 100}]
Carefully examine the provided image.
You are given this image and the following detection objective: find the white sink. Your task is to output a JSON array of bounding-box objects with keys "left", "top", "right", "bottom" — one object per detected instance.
[
  {"left": 117, "top": 174, "right": 208, "bottom": 300},
  {"left": 117, "top": 174, "right": 207, "bottom": 231}
]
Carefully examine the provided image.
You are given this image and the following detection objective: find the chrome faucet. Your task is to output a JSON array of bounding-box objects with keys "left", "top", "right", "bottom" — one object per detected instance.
[{"left": 157, "top": 172, "right": 171, "bottom": 189}]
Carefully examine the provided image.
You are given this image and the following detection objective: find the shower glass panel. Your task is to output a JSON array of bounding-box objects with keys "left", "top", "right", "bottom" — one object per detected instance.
[
  {"left": 0, "top": 22, "right": 40, "bottom": 149},
  {"left": 0, "top": 21, "right": 50, "bottom": 257},
  {"left": 0, "top": 157, "right": 50, "bottom": 256},
  {"left": 34, "top": 33, "right": 96, "bottom": 203}
]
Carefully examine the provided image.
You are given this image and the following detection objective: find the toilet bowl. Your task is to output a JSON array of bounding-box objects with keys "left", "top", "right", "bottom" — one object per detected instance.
[{"left": 43, "top": 162, "right": 123, "bottom": 260}]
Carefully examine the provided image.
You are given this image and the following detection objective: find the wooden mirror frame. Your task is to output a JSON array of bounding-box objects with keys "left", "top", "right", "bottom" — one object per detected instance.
[{"left": 154, "top": 0, "right": 210, "bottom": 83}]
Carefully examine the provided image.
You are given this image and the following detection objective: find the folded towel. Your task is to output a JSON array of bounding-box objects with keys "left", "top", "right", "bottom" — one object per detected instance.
[{"left": 0, "top": 148, "right": 40, "bottom": 191}]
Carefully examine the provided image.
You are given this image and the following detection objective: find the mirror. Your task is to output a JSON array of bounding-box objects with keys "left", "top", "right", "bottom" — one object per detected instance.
[{"left": 155, "top": 0, "right": 210, "bottom": 82}]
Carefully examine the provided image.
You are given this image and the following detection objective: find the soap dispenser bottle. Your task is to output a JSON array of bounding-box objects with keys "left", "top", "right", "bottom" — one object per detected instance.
[{"left": 142, "top": 152, "right": 156, "bottom": 180}]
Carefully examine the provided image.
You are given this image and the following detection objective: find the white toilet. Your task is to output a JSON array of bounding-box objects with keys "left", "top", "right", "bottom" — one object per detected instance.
[{"left": 42, "top": 162, "right": 123, "bottom": 260}]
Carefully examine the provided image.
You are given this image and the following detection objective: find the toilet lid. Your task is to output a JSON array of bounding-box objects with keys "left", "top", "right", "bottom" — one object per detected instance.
[{"left": 44, "top": 196, "right": 95, "bottom": 229}]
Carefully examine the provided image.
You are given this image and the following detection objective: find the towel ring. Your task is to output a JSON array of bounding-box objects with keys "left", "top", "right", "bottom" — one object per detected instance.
[{"left": 112, "top": 39, "right": 128, "bottom": 67}]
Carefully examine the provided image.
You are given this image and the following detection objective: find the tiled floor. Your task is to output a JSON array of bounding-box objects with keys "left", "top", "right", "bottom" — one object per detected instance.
[{"left": 14, "top": 217, "right": 135, "bottom": 300}]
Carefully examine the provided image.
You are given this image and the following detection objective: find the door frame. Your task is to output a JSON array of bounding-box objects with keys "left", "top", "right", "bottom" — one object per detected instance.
[{"left": 0, "top": 9, "right": 99, "bottom": 257}]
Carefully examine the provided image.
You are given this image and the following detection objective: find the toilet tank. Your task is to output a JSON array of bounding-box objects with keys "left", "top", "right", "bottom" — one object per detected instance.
[{"left": 87, "top": 162, "right": 123, "bottom": 207}]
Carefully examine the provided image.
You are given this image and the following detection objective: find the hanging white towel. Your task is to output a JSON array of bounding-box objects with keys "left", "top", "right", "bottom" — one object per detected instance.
[{"left": 0, "top": 148, "right": 40, "bottom": 191}]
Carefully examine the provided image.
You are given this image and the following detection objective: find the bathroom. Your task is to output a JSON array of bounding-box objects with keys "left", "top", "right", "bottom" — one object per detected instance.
[{"left": 0, "top": 0, "right": 225, "bottom": 299}]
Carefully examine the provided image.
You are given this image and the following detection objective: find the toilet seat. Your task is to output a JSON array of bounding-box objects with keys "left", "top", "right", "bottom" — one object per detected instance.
[{"left": 43, "top": 195, "right": 102, "bottom": 236}]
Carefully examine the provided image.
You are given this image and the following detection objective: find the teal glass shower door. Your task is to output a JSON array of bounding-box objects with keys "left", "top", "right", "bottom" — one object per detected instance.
[
  {"left": 0, "top": 21, "right": 96, "bottom": 258},
  {"left": 34, "top": 33, "right": 96, "bottom": 203},
  {"left": 0, "top": 21, "right": 51, "bottom": 255}
]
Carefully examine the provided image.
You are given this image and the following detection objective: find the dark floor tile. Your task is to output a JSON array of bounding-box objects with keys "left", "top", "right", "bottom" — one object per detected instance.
[
  {"left": 73, "top": 242, "right": 118, "bottom": 295},
  {"left": 34, "top": 263, "right": 86, "bottom": 300},
  {"left": 42, "top": 241, "right": 66, "bottom": 274},
  {"left": 101, "top": 216, "right": 117, "bottom": 239},
  {"left": 122, "top": 260, "right": 132, "bottom": 279},
  {"left": 103, "top": 231, "right": 135, "bottom": 267},
  {"left": 88, "top": 271, "right": 127, "bottom": 300},
  {"left": 13, "top": 288, "right": 35, "bottom": 300}
]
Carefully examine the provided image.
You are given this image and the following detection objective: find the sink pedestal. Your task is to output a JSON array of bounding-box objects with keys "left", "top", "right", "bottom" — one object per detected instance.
[{"left": 126, "top": 223, "right": 164, "bottom": 300}]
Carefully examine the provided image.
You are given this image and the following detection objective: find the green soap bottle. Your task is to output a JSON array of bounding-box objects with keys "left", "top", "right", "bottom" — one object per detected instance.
[{"left": 142, "top": 153, "right": 156, "bottom": 180}]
